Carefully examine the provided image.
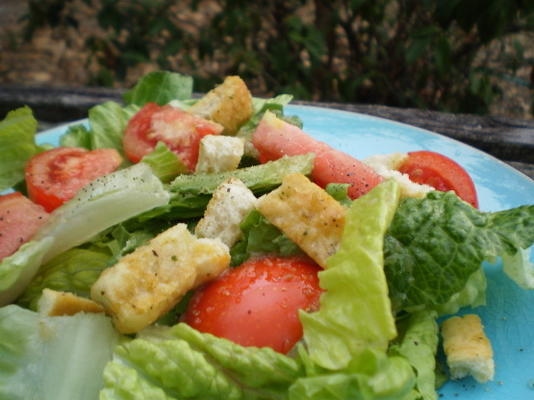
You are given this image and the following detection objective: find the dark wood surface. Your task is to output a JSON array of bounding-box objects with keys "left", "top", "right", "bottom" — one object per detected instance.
[{"left": 1, "top": 84, "right": 533, "bottom": 179}]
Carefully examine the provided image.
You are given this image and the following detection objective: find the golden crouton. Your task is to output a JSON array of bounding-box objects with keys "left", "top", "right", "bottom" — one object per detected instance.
[
  {"left": 441, "top": 314, "right": 494, "bottom": 383},
  {"left": 257, "top": 173, "right": 346, "bottom": 267},
  {"left": 189, "top": 76, "right": 253, "bottom": 134},
  {"left": 38, "top": 288, "right": 104, "bottom": 317},
  {"left": 91, "top": 224, "right": 230, "bottom": 334}
]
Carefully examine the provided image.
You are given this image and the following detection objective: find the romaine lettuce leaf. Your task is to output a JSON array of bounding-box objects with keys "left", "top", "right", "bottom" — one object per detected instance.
[
  {"left": 0, "top": 238, "right": 53, "bottom": 306},
  {"left": 123, "top": 71, "right": 193, "bottom": 106},
  {"left": 170, "top": 153, "right": 314, "bottom": 194},
  {"left": 502, "top": 248, "right": 534, "bottom": 289},
  {"left": 101, "top": 323, "right": 303, "bottom": 400},
  {"left": 384, "top": 191, "right": 534, "bottom": 312},
  {"left": 300, "top": 179, "right": 401, "bottom": 370},
  {"left": 17, "top": 248, "right": 111, "bottom": 310},
  {"left": 59, "top": 102, "right": 138, "bottom": 155},
  {"left": 389, "top": 312, "right": 439, "bottom": 400},
  {"left": 230, "top": 210, "right": 302, "bottom": 266},
  {"left": 288, "top": 354, "right": 415, "bottom": 400},
  {"left": 141, "top": 142, "right": 187, "bottom": 182},
  {"left": 33, "top": 163, "right": 170, "bottom": 264},
  {"left": 0, "top": 107, "right": 40, "bottom": 191},
  {"left": 0, "top": 305, "right": 119, "bottom": 400}
]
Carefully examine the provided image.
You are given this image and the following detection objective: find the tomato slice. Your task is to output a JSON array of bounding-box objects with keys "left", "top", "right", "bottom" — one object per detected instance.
[
  {"left": 398, "top": 150, "right": 478, "bottom": 208},
  {"left": 25, "top": 147, "right": 122, "bottom": 212},
  {"left": 182, "top": 256, "right": 323, "bottom": 354},
  {"left": 0, "top": 192, "right": 49, "bottom": 259},
  {"left": 123, "top": 103, "right": 224, "bottom": 170}
]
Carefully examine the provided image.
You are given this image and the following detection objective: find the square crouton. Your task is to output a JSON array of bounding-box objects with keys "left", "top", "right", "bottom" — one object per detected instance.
[
  {"left": 195, "top": 178, "right": 257, "bottom": 247},
  {"left": 441, "top": 314, "right": 494, "bottom": 383},
  {"left": 91, "top": 224, "right": 229, "bottom": 334},
  {"left": 38, "top": 288, "right": 104, "bottom": 317},
  {"left": 256, "top": 173, "right": 346, "bottom": 267},
  {"left": 195, "top": 135, "right": 245, "bottom": 174},
  {"left": 189, "top": 76, "right": 253, "bottom": 134}
]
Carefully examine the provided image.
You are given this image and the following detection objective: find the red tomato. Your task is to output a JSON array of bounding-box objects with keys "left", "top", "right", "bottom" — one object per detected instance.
[
  {"left": 0, "top": 192, "right": 49, "bottom": 259},
  {"left": 25, "top": 147, "right": 122, "bottom": 212},
  {"left": 182, "top": 256, "right": 323, "bottom": 354},
  {"left": 123, "top": 103, "right": 223, "bottom": 170},
  {"left": 398, "top": 150, "right": 478, "bottom": 208}
]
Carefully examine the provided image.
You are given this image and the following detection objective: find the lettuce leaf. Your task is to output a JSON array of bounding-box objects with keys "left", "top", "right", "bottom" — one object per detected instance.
[
  {"left": 384, "top": 191, "right": 534, "bottom": 312},
  {"left": 502, "top": 248, "right": 534, "bottom": 289},
  {"left": 141, "top": 142, "right": 188, "bottom": 182},
  {"left": 60, "top": 102, "right": 138, "bottom": 155},
  {"left": 17, "top": 248, "right": 112, "bottom": 310},
  {"left": 0, "top": 305, "right": 119, "bottom": 400},
  {"left": 389, "top": 312, "right": 439, "bottom": 400},
  {"left": 0, "top": 107, "right": 40, "bottom": 191},
  {"left": 230, "top": 210, "right": 302, "bottom": 266},
  {"left": 170, "top": 154, "right": 314, "bottom": 195},
  {"left": 101, "top": 323, "right": 303, "bottom": 400},
  {"left": 0, "top": 238, "right": 53, "bottom": 306},
  {"left": 123, "top": 71, "right": 193, "bottom": 106},
  {"left": 300, "top": 179, "right": 401, "bottom": 370},
  {"left": 33, "top": 163, "right": 170, "bottom": 264}
]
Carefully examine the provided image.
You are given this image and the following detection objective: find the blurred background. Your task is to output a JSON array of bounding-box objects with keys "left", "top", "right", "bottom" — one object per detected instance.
[{"left": 1, "top": 0, "right": 533, "bottom": 119}]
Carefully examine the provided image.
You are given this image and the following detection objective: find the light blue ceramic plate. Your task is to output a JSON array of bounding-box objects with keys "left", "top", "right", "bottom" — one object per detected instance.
[{"left": 38, "top": 105, "right": 534, "bottom": 400}]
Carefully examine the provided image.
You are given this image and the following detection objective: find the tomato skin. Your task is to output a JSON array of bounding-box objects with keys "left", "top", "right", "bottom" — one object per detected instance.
[
  {"left": 25, "top": 147, "right": 122, "bottom": 212},
  {"left": 182, "top": 256, "right": 323, "bottom": 354},
  {"left": 123, "top": 103, "right": 224, "bottom": 170},
  {"left": 398, "top": 150, "right": 479, "bottom": 208},
  {"left": 0, "top": 192, "right": 49, "bottom": 259}
]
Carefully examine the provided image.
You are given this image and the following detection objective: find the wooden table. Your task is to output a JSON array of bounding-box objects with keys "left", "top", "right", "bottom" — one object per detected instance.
[{"left": 1, "top": 84, "right": 533, "bottom": 179}]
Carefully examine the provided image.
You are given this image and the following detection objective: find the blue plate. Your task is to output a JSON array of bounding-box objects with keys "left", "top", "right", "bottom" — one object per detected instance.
[{"left": 37, "top": 105, "right": 534, "bottom": 399}]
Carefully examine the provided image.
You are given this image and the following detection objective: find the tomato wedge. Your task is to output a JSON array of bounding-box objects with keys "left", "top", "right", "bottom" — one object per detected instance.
[
  {"left": 0, "top": 192, "right": 49, "bottom": 259},
  {"left": 25, "top": 147, "right": 122, "bottom": 212},
  {"left": 398, "top": 150, "right": 478, "bottom": 208},
  {"left": 123, "top": 103, "right": 224, "bottom": 170},
  {"left": 182, "top": 256, "right": 323, "bottom": 354}
]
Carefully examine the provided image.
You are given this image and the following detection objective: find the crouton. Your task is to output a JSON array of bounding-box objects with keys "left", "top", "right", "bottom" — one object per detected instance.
[
  {"left": 189, "top": 76, "right": 253, "bottom": 134},
  {"left": 38, "top": 288, "right": 104, "bottom": 317},
  {"left": 91, "top": 224, "right": 229, "bottom": 334},
  {"left": 256, "top": 173, "right": 345, "bottom": 267},
  {"left": 363, "top": 153, "right": 433, "bottom": 199},
  {"left": 441, "top": 314, "right": 494, "bottom": 383},
  {"left": 195, "top": 135, "right": 245, "bottom": 174},
  {"left": 195, "top": 178, "right": 257, "bottom": 247}
]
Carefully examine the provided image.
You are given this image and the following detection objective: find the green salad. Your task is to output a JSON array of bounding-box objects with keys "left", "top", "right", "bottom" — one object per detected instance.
[{"left": 0, "top": 71, "right": 533, "bottom": 400}]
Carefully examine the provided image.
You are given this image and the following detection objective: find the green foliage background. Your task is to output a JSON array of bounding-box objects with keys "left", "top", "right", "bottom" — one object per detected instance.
[{"left": 22, "top": 0, "right": 534, "bottom": 115}]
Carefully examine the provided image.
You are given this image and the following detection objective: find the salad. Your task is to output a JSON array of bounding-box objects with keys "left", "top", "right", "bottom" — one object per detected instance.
[{"left": 0, "top": 71, "right": 533, "bottom": 400}]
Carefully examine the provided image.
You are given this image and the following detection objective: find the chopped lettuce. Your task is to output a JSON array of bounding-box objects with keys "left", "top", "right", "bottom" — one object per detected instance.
[
  {"left": 101, "top": 323, "right": 303, "bottom": 400},
  {"left": 0, "top": 107, "right": 40, "bottom": 191},
  {"left": 60, "top": 101, "right": 138, "bottom": 155},
  {"left": 502, "top": 248, "right": 534, "bottom": 289},
  {"left": 325, "top": 183, "right": 352, "bottom": 207},
  {"left": 288, "top": 353, "right": 415, "bottom": 400},
  {"left": 389, "top": 312, "right": 439, "bottom": 400},
  {"left": 170, "top": 153, "right": 314, "bottom": 195},
  {"left": 33, "top": 163, "right": 170, "bottom": 264},
  {"left": 0, "top": 238, "right": 53, "bottom": 306},
  {"left": 141, "top": 142, "right": 188, "bottom": 182},
  {"left": 17, "top": 248, "right": 111, "bottom": 310},
  {"left": 300, "top": 179, "right": 401, "bottom": 370},
  {"left": 230, "top": 210, "right": 302, "bottom": 266},
  {"left": 0, "top": 305, "right": 119, "bottom": 400},
  {"left": 384, "top": 191, "right": 534, "bottom": 312},
  {"left": 123, "top": 71, "right": 193, "bottom": 106}
]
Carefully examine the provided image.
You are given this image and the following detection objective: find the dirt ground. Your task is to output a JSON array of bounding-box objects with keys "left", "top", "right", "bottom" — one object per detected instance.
[{"left": 1, "top": 0, "right": 532, "bottom": 120}]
